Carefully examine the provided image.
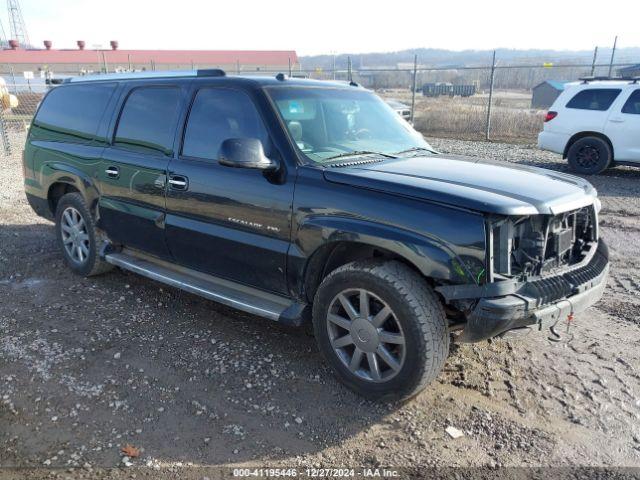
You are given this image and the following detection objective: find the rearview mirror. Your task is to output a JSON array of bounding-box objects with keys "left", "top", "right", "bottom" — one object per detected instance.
[{"left": 218, "top": 138, "right": 277, "bottom": 171}]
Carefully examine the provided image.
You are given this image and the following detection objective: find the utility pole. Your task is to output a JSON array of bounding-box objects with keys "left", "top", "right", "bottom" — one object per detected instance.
[
  {"left": 347, "top": 56, "right": 352, "bottom": 83},
  {"left": 590, "top": 46, "right": 598, "bottom": 76},
  {"left": 410, "top": 54, "right": 418, "bottom": 124},
  {"left": 608, "top": 36, "right": 618, "bottom": 78},
  {"left": 485, "top": 50, "right": 496, "bottom": 141}
]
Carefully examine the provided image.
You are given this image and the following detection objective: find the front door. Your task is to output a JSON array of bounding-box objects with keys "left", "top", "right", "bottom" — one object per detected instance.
[
  {"left": 605, "top": 88, "right": 640, "bottom": 162},
  {"left": 165, "top": 86, "right": 294, "bottom": 295},
  {"left": 97, "top": 84, "right": 184, "bottom": 259}
]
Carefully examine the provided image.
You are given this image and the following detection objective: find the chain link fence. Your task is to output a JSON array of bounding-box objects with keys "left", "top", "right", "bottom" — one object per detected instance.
[{"left": 0, "top": 58, "right": 637, "bottom": 156}]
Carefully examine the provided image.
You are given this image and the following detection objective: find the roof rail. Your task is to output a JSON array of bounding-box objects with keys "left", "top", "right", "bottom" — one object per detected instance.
[
  {"left": 64, "top": 68, "right": 226, "bottom": 83},
  {"left": 579, "top": 75, "right": 640, "bottom": 84}
]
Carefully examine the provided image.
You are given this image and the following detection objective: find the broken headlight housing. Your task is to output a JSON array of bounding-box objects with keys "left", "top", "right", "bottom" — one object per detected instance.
[{"left": 489, "top": 205, "right": 598, "bottom": 281}]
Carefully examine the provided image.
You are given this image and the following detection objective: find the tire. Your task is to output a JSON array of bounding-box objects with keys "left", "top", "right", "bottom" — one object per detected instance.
[
  {"left": 54, "top": 192, "right": 113, "bottom": 277},
  {"left": 567, "top": 136, "right": 612, "bottom": 175},
  {"left": 312, "top": 260, "right": 449, "bottom": 401}
]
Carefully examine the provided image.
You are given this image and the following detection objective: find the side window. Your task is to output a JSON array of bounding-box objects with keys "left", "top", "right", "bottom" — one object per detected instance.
[
  {"left": 33, "top": 83, "right": 116, "bottom": 141},
  {"left": 182, "top": 88, "right": 269, "bottom": 161},
  {"left": 622, "top": 90, "right": 640, "bottom": 115},
  {"left": 114, "top": 87, "right": 181, "bottom": 155},
  {"left": 566, "top": 88, "right": 621, "bottom": 111}
]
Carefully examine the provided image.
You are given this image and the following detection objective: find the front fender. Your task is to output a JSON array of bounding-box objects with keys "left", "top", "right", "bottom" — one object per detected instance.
[{"left": 288, "top": 216, "right": 483, "bottom": 298}]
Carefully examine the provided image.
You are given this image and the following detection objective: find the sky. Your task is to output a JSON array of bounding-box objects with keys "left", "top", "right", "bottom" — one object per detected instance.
[{"left": 11, "top": 0, "right": 639, "bottom": 56}]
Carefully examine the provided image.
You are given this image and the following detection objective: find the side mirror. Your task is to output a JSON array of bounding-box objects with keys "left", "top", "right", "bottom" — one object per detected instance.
[{"left": 218, "top": 138, "right": 278, "bottom": 171}]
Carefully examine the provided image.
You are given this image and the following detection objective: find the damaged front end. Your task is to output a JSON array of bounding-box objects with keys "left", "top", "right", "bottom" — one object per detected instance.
[{"left": 437, "top": 202, "right": 609, "bottom": 342}]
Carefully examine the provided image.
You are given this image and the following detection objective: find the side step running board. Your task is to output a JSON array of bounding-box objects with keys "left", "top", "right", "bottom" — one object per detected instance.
[{"left": 104, "top": 250, "right": 307, "bottom": 326}]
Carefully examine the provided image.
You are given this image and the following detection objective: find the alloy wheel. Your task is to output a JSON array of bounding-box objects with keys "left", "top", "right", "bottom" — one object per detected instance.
[
  {"left": 60, "top": 206, "right": 90, "bottom": 264},
  {"left": 576, "top": 145, "right": 600, "bottom": 169},
  {"left": 326, "top": 288, "right": 406, "bottom": 383}
]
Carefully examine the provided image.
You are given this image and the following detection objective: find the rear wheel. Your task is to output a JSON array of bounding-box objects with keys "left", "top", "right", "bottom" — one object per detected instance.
[
  {"left": 312, "top": 260, "right": 449, "bottom": 401},
  {"left": 55, "top": 192, "right": 113, "bottom": 277},
  {"left": 567, "top": 136, "right": 612, "bottom": 175}
]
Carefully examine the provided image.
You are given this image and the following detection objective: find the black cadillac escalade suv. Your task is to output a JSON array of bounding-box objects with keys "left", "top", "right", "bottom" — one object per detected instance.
[{"left": 23, "top": 69, "right": 609, "bottom": 400}]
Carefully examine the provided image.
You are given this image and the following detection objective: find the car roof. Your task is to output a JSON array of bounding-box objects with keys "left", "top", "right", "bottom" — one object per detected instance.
[{"left": 64, "top": 70, "right": 361, "bottom": 90}]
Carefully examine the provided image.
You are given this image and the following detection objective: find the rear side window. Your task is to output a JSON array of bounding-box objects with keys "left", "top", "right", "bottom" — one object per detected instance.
[
  {"left": 33, "top": 83, "right": 116, "bottom": 141},
  {"left": 114, "top": 87, "right": 181, "bottom": 155},
  {"left": 566, "top": 88, "right": 621, "bottom": 111},
  {"left": 182, "top": 88, "right": 269, "bottom": 161},
  {"left": 622, "top": 90, "right": 640, "bottom": 114}
]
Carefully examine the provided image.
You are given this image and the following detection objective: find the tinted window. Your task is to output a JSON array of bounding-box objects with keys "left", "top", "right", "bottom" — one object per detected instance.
[
  {"left": 182, "top": 88, "right": 268, "bottom": 161},
  {"left": 114, "top": 87, "right": 181, "bottom": 155},
  {"left": 622, "top": 89, "right": 640, "bottom": 114},
  {"left": 566, "top": 88, "right": 621, "bottom": 111},
  {"left": 34, "top": 83, "right": 116, "bottom": 141}
]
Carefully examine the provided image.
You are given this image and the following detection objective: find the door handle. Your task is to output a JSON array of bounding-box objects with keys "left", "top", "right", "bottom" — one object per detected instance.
[
  {"left": 609, "top": 117, "right": 625, "bottom": 123},
  {"left": 105, "top": 166, "right": 120, "bottom": 178},
  {"left": 168, "top": 175, "right": 188, "bottom": 190}
]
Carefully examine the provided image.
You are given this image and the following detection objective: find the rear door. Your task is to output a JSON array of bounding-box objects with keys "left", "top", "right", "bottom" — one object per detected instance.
[
  {"left": 97, "top": 84, "right": 185, "bottom": 258},
  {"left": 605, "top": 87, "right": 640, "bottom": 162}
]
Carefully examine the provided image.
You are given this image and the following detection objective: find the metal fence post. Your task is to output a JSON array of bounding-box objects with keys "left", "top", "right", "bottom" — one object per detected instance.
[
  {"left": 410, "top": 54, "right": 417, "bottom": 124},
  {"left": 0, "top": 108, "right": 12, "bottom": 156},
  {"left": 332, "top": 52, "right": 336, "bottom": 80},
  {"left": 608, "top": 36, "right": 617, "bottom": 77},
  {"left": 590, "top": 46, "right": 598, "bottom": 76},
  {"left": 485, "top": 50, "right": 496, "bottom": 141},
  {"left": 9, "top": 66, "right": 17, "bottom": 94}
]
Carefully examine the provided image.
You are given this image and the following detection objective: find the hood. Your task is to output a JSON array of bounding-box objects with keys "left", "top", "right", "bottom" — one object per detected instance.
[{"left": 323, "top": 154, "right": 597, "bottom": 215}]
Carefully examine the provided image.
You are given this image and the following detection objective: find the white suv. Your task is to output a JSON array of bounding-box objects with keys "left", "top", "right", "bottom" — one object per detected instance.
[{"left": 538, "top": 79, "right": 640, "bottom": 174}]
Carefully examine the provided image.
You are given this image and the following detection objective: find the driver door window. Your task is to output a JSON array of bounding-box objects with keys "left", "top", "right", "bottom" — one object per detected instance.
[{"left": 182, "top": 88, "right": 269, "bottom": 160}]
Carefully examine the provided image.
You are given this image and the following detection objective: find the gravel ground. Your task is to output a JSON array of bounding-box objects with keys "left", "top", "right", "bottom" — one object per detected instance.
[{"left": 1, "top": 133, "right": 640, "bottom": 479}]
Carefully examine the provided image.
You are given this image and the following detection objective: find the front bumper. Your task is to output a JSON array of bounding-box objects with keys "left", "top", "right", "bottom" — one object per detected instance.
[{"left": 455, "top": 240, "right": 609, "bottom": 342}]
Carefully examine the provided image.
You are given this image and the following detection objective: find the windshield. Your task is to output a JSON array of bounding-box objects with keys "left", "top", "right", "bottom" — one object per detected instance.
[{"left": 266, "top": 86, "right": 433, "bottom": 163}]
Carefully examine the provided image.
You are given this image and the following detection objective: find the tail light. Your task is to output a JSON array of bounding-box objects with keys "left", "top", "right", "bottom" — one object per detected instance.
[{"left": 544, "top": 111, "right": 558, "bottom": 122}]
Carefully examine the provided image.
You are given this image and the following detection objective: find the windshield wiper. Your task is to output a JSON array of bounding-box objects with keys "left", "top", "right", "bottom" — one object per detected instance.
[
  {"left": 323, "top": 150, "right": 398, "bottom": 162},
  {"left": 393, "top": 146, "right": 438, "bottom": 156}
]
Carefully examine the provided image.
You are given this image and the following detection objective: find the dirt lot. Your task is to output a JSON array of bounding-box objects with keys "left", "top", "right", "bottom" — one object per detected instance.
[{"left": 1, "top": 133, "right": 640, "bottom": 479}]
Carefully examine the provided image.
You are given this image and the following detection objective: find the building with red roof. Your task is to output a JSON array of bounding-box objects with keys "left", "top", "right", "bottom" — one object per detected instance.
[{"left": 0, "top": 40, "right": 298, "bottom": 74}]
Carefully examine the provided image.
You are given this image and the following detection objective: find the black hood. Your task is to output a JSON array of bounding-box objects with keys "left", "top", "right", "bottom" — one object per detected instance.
[{"left": 323, "top": 154, "right": 597, "bottom": 215}]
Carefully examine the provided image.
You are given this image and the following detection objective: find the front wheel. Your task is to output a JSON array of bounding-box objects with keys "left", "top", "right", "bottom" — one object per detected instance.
[
  {"left": 55, "top": 192, "right": 113, "bottom": 277},
  {"left": 312, "top": 260, "right": 449, "bottom": 401}
]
